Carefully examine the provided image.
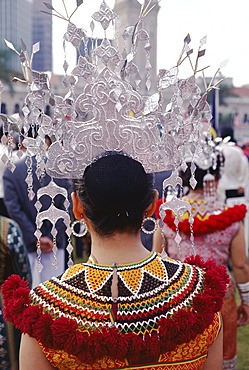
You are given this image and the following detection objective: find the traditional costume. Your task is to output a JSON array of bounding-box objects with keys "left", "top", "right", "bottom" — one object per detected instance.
[
  {"left": 0, "top": 0, "right": 231, "bottom": 368},
  {"left": 156, "top": 196, "right": 247, "bottom": 369},
  {"left": 2, "top": 252, "right": 228, "bottom": 369}
]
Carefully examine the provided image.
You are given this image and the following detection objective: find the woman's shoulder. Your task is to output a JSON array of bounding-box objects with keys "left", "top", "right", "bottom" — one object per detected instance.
[{"left": 1, "top": 255, "right": 228, "bottom": 368}]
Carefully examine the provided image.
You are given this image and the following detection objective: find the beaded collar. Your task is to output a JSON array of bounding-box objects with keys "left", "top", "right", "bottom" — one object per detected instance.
[{"left": 2, "top": 254, "right": 229, "bottom": 365}]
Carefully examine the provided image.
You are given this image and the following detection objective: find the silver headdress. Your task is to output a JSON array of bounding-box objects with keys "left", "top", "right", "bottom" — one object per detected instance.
[{"left": 0, "top": 0, "right": 227, "bottom": 265}]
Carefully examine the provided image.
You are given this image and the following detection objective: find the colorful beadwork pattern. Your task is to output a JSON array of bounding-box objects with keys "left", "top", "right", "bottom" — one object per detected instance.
[
  {"left": 2, "top": 253, "right": 228, "bottom": 369},
  {"left": 31, "top": 253, "right": 203, "bottom": 334}
]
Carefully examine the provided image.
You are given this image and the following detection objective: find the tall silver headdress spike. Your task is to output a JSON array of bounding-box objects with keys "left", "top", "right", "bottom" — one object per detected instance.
[
  {"left": 0, "top": 1, "right": 227, "bottom": 178},
  {"left": 0, "top": 0, "right": 227, "bottom": 262}
]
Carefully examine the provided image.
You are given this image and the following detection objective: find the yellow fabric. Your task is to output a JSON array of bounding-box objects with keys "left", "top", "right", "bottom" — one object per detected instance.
[{"left": 41, "top": 313, "right": 221, "bottom": 370}]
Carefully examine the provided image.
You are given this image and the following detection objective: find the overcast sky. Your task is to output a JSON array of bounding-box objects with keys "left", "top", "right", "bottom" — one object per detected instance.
[{"left": 52, "top": 0, "right": 249, "bottom": 87}]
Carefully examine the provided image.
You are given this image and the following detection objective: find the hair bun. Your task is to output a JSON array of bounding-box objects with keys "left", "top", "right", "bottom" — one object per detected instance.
[{"left": 84, "top": 153, "right": 149, "bottom": 214}]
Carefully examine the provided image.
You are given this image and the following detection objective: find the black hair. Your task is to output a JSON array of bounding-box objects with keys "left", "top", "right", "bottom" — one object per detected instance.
[
  {"left": 220, "top": 126, "right": 235, "bottom": 143},
  {"left": 180, "top": 154, "right": 224, "bottom": 190},
  {"left": 73, "top": 152, "right": 154, "bottom": 236}
]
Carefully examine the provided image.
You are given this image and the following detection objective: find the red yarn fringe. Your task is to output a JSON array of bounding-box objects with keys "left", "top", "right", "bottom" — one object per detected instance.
[
  {"left": 2, "top": 257, "right": 229, "bottom": 365},
  {"left": 155, "top": 199, "right": 246, "bottom": 235}
]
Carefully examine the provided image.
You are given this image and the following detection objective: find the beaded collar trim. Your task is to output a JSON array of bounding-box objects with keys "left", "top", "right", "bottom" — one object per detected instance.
[{"left": 2, "top": 254, "right": 229, "bottom": 365}]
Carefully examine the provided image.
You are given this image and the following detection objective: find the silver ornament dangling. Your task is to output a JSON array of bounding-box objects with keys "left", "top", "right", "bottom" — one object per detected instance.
[
  {"left": 71, "top": 219, "right": 88, "bottom": 237},
  {"left": 141, "top": 217, "right": 158, "bottom": 234}
]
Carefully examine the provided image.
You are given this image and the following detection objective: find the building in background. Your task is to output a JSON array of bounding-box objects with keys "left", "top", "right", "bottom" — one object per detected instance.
[
  {"left": 32, "top": 0, "right": 52, "bottom": 71},
  {"left": 0, "top": 0, "right": 52, "bottom": 73},
  {"left": 0, "top": 0, "right": 32, "bottom": 71},
  {"left": 2, "top": 0, "right": 249, "bottom": 140}
]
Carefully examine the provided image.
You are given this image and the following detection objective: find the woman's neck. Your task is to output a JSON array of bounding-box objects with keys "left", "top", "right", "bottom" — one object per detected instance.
[{"left": 89, "top": 231, "right": 150, "bottom": 265}]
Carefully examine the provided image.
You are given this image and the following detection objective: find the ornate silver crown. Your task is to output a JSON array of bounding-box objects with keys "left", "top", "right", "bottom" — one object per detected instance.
[
  {"left": 0, "top": 0, "right": 228, "bottom": 266},
  {"left": 0, "top": 0, "right": 227, "bottom": 180}
]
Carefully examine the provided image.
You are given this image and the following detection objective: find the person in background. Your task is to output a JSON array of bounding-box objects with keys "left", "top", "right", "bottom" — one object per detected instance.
[
  {"left": 217, "top": 126, "right": 249, "bottom": 202},
  {"left": 3, "top": 153, "right": 228, "bottom": 370},
  {"left": 3, "top": 136, "right": 73, "bottom": 287},
  {"left": 153, "top": 154, "right": 249, "bottom": 370},
  {"left": 0, "top": 215, "right": 31, "bottom": 370}
]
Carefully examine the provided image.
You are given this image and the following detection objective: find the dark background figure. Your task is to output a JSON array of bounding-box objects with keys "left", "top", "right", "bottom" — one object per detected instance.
[
  {"left": 3, "top": 154, "right": 73, "bottom": 287},
  {"left": 0, "top": 216, "right": 31, "bottom": 370}
]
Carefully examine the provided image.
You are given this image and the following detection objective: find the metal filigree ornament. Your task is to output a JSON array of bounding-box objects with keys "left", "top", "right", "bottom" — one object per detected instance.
[
  {"left": 35, "top": 181, "right": 72, "bottom": 271},
  {"left": 159, "top": 171, "right": 195, "bottom": 259},
  {"left": 0, "top": 0, "right": 228, "bottom": 266}
]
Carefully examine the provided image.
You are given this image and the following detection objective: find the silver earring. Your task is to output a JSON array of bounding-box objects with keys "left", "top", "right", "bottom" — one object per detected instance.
[
  {"left": 141, "top": 217, "right": 158, "bottom": 234},
  {"left": 71, "top": 219, "right": 88, "bottom": 237}
]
